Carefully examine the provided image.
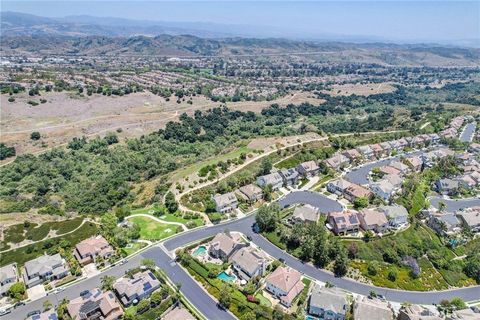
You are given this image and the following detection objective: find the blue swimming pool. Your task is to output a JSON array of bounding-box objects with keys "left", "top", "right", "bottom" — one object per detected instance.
[
  {"left": 305, "top": 316, "right": 319, "bottom": 320},
  {"left": 192, "top": 245, "right": 206, "bottom": 257},
  {"left": 217, "top": 271, "right": 236, "bottom": 282}
]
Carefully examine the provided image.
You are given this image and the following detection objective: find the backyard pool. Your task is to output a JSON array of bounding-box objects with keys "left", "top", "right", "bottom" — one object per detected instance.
[
  {"left": 192, "top": 245, "right": 207, "bottom": 257},
  {"left": 218, "top": 271, "right": 237, "bottom": 282},
  {"left": 305, "top": 316, "right": 319, "bottom": 320}
]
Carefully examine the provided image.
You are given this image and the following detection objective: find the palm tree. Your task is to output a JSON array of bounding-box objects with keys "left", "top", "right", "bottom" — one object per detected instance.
[{"left": 101, "top": 275, "right": 115, "bottom": 291}]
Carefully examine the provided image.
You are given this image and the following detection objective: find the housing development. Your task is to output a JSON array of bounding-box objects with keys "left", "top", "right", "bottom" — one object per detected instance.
[{"left": 0, "top": 3, "right": 480, "bottom": 320}]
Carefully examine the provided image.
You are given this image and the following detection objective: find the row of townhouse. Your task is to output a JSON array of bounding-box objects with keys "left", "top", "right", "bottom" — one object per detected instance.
[
  {"left": 427, "top": 206, "right": 480, "bottom": 237},
  {"left": 205, "top": 232, "right": 305, "bottom": 307},
  {"left": 208, "top": 232, "right": 268, "bottom": 281},
  {"left": 327, "top": 205, "right": 409, "bottom": 235},
  {"left": 325, "top": 133, "right": 441, "bottom": 171},
  {"left": 1, "top": 235, "right": 115, "bottom": 300},
  {"left": 212, "top": 160, "right": 319, "bottom": 213},
  {"left": 307, "top": 284, "right": 395, "bottom": 320},
  {"left": 440, "top": 116, "right": 465, "bottom": 139}
]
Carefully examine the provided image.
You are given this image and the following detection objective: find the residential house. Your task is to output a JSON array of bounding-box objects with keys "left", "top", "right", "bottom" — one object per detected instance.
[
  {"left": 370, "top": 180, "right": 396, "bottom": 202},
  {"left": 326, "top": 179, "right": 352, "bottom": 196},
  {"left": 353, "top": 296, "right": 393, "bottom": 320},
  {"left": 238, "top": 184, "right": 263, "bottom": 204},
  {"left": 379, "top": 205, "right": 409, "bottom": 228},
  {"left": 369, "top": 144, "right": 384, "bottom": 158},
  {"left": 428, "top": 213, "right": 462, "bottom": 236},
  {"left": 356, "top": 145, "right": 375, "bottom": 160},
  {"left": 23, "top": 253, "right": 69, "bottom": 288},
  {"left": 25, "top": 310, "right": 58, "bottom": 320},
  {"left": 291, "top": 204, "right": 320, "bottom": 224},
  {"left": 279, "top": 168, "right": 300, "bottom": 187},
  {"left": 468, "top": 171, "right": 480, "bottom": 183},
  {"left": 398, "top": 304, "right": 443, "bottom": 320},
  {"left": 113, "top": 270, "right": 161, "bottom": 306},
  {"left": 328, "top": 210, "right": 360, "bottom": 235},
  {"left": 379, "top": 142, "right": 393, "bottom": 155},
  {"left": 435, "top": 178, "right": 459, "bottom": 195},
  {"left": 389, "top": 161, "right": 410, "bottom": 175},
  {"left": 357, "top": 208, "right": 389, "bottom": 234},
  {"left": 457, "top": 207, "right": 480, "bottom": 233},
  {"left": 446, "top": 308, "right": 480, "bottom": 320},
  {"left": 74, "top": 235, "right": 114, "bottom": 266},
  {"left": 397, "top": 138, "right": 409, "bottom": 149},
  {"left": 411, "top": 136, "right": 426, "bottom": 147},
  {"left": 342, "top": 149, "right": 362, "bottom": 162},
  {"left": 384, "top": 174, "right": 403, "bottom": 189},
  {"left": 161, "top": 307, "right": 195, "bottom": 320},
  {"left": 229, "top": 247, "right": 267, "bottom": 281},
  {"left": 389, "top": 140, "right": 401, "bottom": 151},
  {"left": 256, "top": 172, "right": 284, "bottom": 191},
  {"left": 0, "top": 263, "right": 18, "bottom": 296},
  {"left": 404, "top": 156, "right": 423, "bottom": 172},
  {"left": 308, "top": 284, "right": 348, "bottom": 320},
  {"left": 379, "top": 165, "right": 401, "bottom": 176},
  {"left": 208, "top": 232, "right": 245, "bottom": 261},
  {"left": 296, "top": 160, "right": 320, "bottom": 178},
  {"left": 429, "top": 133, "right": 441, "bottom": 145},
  {"left": 325, "top": 154, "right": 349, "bottom": 171},
  {"left": 469, "top": 142, "right": 480, "bottom": 153},
  {"left": 344, "top": 184, "right": 373, "bottom": 202},
  {"left": 456, "top": 175, "right": 478, "bottom": 189},
  {"left": 213, "top": 192, "right": 238, "bottom": 213},
  {"left": 67, "top": 288, "right": 123, "bottom": 320},
  {"left": 265, "top": 266, "right": 304, "bottom": 307}
]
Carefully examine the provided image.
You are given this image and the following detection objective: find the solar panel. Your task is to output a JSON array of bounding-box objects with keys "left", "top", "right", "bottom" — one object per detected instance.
[{"left": 148, "top": 272, "right": 156, "bottom": 280}]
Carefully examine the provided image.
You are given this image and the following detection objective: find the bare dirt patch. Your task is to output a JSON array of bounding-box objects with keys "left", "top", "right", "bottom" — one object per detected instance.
[
  {"left": 323, "top": 82, "right": 396, "bottom": 96},
  {"left": 1, "top": 91, "right": 325, "bottom": 159}
]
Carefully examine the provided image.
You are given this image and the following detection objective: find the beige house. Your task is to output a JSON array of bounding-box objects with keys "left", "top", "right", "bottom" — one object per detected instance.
[
  {"left": 328, "top": 210, "right": 360, "bottom": 235},
  {"left": 265, "top": 266, "right": 304, "bottom": 307},
  {"left": 238, "top": 184, "right": 263, "bottom": 203},
  {"left": 67, "top": 288, "right": 123, "bottom": 320},
  {"left": 229, "top": 247, "right": 267, "bottom": 281},
  {"left": 161, "top": 307, "right": 195, "bottom": 320},
  {"left": 357, "top": 208, "right": 389, "bottom": 233},
  {"left": 291, "top": 204, "right": 320, "bottom": 224},
  {"left": 74, "top": 235, "right": 114, "bottom": 266},
  {"left": 353, "top": 296, "right": 393, "bottom": 320},
  {"left": 296, "top": 160, "right": 320, "bottom": 177},
  {"left": 208, "top": 232, "right": 245, "bottom": 261}
]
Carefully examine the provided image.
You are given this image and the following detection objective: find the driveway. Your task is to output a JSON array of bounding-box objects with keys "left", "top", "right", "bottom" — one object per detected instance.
[
  {"left": 429, "top": 197, "right": 480, "bottom": 213},
  {"left": 277, "top": 190, "right": 343, "bottom": 213}
]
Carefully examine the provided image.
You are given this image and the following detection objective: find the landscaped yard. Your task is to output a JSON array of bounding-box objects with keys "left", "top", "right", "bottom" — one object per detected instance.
[
  {"left": 129, "top": 216, "right": 181, "bottom": 240},
  {"left": 122, "top": 241, "right": 148, "bottom": 256},
  {"left": 131, "top": 206, "right": 204, "bottom": 227}
]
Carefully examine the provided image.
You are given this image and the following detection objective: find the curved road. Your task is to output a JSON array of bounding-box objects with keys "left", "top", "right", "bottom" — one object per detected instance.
[
  {"left": 429, "top": 197, "right": 480, "bottom": 213},
  {"left": 459, "top": 122, "right": 477, "bottom": 143},
  {"left": 7, "top": 195, "right": 480, "bottom": 319}
]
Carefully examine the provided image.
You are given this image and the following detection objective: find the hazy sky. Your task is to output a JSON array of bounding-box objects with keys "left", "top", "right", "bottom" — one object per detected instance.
[{"left": 2, "top": 1, "right": 479, "bottom": 42}]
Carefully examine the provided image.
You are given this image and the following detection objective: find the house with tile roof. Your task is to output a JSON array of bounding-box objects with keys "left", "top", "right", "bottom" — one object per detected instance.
[
  {"left": 229, "top": 247, "right": 267, "bottom": 281},
  {"left": 74, "top": 235, "right": 114, "bottom": 266},
  {"left": 113, "top": 270, "right": 161, "bottom": 306},
  {"left": 265, "top": 266, "right": 304, "bottom": 307},
  {"left": 328, "top": 210, "right": 360, "bottom": 235},
  {"left": 308, "top": 284, "right": 348, "bottom": 320},
  {"left": 67, "top": 288, "right": 123, "bottom": 320},
  {"left": 0, "top": 263, "right": 18, "bottom": 296},
  {"left": 208, "top": 232, "right": 245, "bottom": 261},
  {"left": 23, "top": 253, "right": 69, "bottom": 288}
]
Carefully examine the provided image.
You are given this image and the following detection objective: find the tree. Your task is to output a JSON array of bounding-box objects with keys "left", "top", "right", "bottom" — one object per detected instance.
[
  {"left": 255, "top": 203, "right": 280, "bottom": 232},
  {"left": 333, "top": 247, "right": 349, "bottom": 277},
  {"left": 100, "top": 212, "right": 118, "bottom": 236},
  {"left": 141, "top": 258, "right": 156, "bottom": 270},
  {"left": 347, "top": 243, "right": 359, "bottom": 259},
  {"left": 353, "top": 197, "right": 369, "bottom": 209},
  {"left": 150, "top": 291, "right": 162, "bottom": 306},
  {"left": 241, "top": 311, "right": 256, "bottom": 320},
  {"left": 114, "top": 206, "right": 129, "bottom": 222},
  {"left": 464, "top": 253, "right": 480, "bottom": 283},
  {"left": 43, "top": 300, "right": 52, "bottom": 311},
  {"left": 450, "top": 297, "right": 466, "bottom": 310},
  {"left": 387, "top": 267, "right": 398, "bottom": 281},
  {"left": 218, "top": 283, "right": 232, "bottom": 309},
  {"left": 101, "top": 275, "right": 115, "bottom": 291},
  {"left": 438, "top": 200, "right": 447, "bottom": 212},
  {"left": 57, "top": 298, "right": 70, "bottom": 320},
  {"left": 137, "top": 298, "right": 150, "bottom": 312},
  {"left": 260, "top": 158, "right": 272, "bottom": 175},
  {"left": 30, "top": 131, "right": 41, "bottom": 140},
  {"left": 8, "top": 282, "right": 26, "bottom": 300},
  {"left": 165, "top": 191, "right": 178, "bottom": 213}
]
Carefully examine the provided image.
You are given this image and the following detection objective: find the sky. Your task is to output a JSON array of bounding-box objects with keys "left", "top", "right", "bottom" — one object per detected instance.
[{"left": 2, "top": 1, "right": 479, "bottom": 43}]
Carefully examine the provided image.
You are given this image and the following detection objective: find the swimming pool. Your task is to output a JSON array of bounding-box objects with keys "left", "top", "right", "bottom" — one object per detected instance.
[
  {"left": 217, "top": 271, "right": 237, "bottom": 282},
  {"left": 305, "top": 316, "right": 319, "bottom": 320},
  {"left": 192, "top": 246, "right": 207, "bottom": 257}
]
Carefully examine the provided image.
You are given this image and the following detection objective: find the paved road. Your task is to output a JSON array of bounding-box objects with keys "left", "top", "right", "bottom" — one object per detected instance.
[
  {"left": 7, "top": 195, "right": 480, "bottom": 319},
  {"left": 344, "top": 149, "right": 428, "bottom": 185},
  {"left": 429, "top": 197, "right": 480, "bottom": 213},
  {"left": 278, "top": 190, "right": 343, "bottom": 213},
  {"left": 459, "top": 122, "right": 477, "bottom": 142}
]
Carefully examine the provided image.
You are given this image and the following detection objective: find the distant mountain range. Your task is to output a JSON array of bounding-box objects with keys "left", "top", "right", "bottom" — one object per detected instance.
[{"left": 1, "top": 11, "right": 479, "bottom": 67}]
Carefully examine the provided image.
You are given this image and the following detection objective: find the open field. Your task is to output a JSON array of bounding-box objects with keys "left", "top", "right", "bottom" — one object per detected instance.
[
  {"left": 129, "top": 216, "right": 181, "bottom": 240},
  {"left": 0, "top": 90, "right": 325, "bottom": 159},
  {"left": 323, "top": 82, "right": 396, "bottom": 96}
]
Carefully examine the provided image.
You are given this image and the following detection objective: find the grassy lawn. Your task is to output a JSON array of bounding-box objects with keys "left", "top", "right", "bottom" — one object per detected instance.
[
  {"left": 0, "top": 222, "right": 99, "bottom": 267},
  {"left": 255, "top": 292, "right": 272, "bottom": 307},
  {"left": 131, "top": 206, "right": 204, "bottom": 227},
  {"left": 129, "top": 216, "right": 180, "bottom": 241},
  {"left": 122, "top": 242, "right": 148, "bottom": 256}
]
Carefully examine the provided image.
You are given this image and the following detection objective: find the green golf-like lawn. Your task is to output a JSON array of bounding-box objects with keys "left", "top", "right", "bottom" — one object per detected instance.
[{"left": 129, "top": 216, "right": 181, "bottom": 240}]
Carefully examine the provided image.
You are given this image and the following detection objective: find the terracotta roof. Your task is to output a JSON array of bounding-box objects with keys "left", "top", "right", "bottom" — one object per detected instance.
[{"left": 266, "top": 266, "right": 302, "bottom": 293}]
